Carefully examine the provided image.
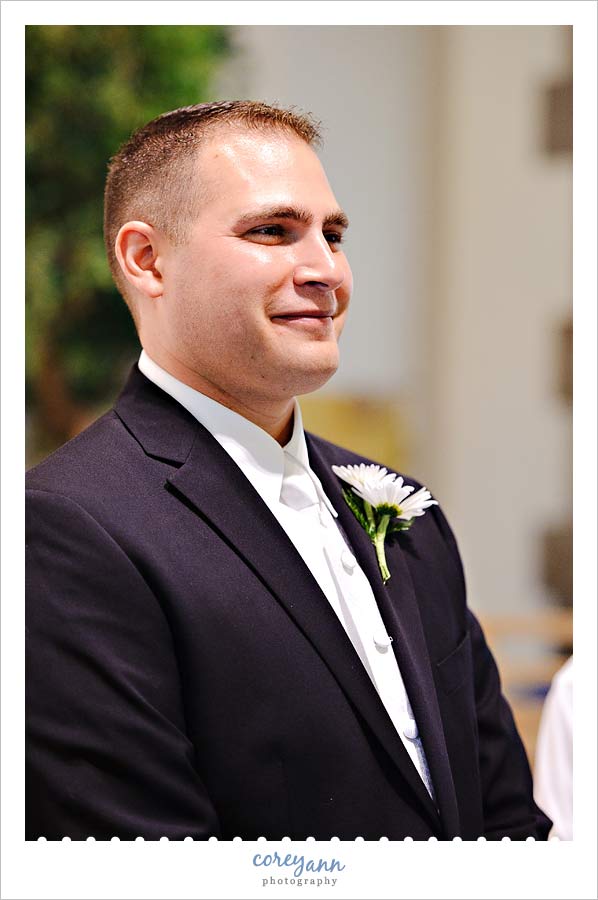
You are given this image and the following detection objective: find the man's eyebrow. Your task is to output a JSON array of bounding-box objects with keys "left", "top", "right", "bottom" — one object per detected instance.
[
  {"left": 323, "top": 210, "right": 350, "bottom": 230},
  {"left": 234, "top": 205, "right": 349, "bottom": 230}
]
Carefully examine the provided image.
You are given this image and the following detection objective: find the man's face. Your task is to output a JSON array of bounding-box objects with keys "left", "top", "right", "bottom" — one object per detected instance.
[{"left": 156, "top": 128, "right": 353, "bottom": 407}]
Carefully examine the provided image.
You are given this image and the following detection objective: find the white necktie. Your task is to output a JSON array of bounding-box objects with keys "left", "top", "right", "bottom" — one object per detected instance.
[
  {"left": 278, "top": 449, "right": 436, "bottom": 801},
  {"left": 280, "top": 451, "right": 320, "bottom": 511}
]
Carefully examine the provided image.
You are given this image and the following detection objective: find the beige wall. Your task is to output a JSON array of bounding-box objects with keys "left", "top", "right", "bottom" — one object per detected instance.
[
  {"left": 218, "top": 25, "right": 438, "bottom": 398},
  {"left": 216, "top": 25, "right": 572, "bottom": 618},
  {"left": 426, "top": 26, "right": 572, "bottom": 614}
]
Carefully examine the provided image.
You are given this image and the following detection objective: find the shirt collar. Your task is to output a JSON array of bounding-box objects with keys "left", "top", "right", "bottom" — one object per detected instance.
[
  {"left": 138, "top": 350, "right": 327, "bottom": 512},
  {"left": 283, "top": 404, "right": 337, "bottom": 518}
]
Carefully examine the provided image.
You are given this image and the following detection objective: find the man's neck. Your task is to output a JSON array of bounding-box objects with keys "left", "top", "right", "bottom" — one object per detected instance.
[{"left": 140, "top": 346, "right": 295, "bottom": 446}]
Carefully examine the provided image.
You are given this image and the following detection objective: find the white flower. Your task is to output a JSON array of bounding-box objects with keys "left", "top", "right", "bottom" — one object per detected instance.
[
  {"left": 391, "top": 485, "right": 437, "bottom": 519},
  {"left": 354, "top": 475, "right": 415, "bottom": 512},
  {"left": 332, "top": 463, "right": 438, "bottom": 583},
  {"left": 360, "top": 480, "right": 436, "bottom": 519},
  {"left": 333, "top": 463, "right": 437, "bottom": 519},
  {"left": 331, "top": 463, "right": 394, "bottom": 494}
]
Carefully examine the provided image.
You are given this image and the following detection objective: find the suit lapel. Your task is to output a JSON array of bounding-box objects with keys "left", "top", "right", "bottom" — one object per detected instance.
[
  {"left": 115, "top": 368, "right": 446, "bottom": 834},
  {"left": 307, "top": 435, "right": 461, "bottom": 838},
  {"left": 167, "top": 424, "right": 441, "bottom": 832}
]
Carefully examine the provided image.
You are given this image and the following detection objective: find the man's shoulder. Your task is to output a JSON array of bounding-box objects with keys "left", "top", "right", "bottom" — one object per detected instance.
[
  {"left": 305, "top": 431, "right": 424, "bottom": 489},
  {"left": 28, "top": 410, "right": 116, "bottom": 481},
  {"left": 26, "top": 406, "right": 149, "bottom": 506},
  {"left": 25, "top": 364, "right": 193, "bottom": 504}
]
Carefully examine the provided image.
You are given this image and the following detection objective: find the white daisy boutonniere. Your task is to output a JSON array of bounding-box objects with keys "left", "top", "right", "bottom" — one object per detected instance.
[{"left": 331, "top": 463, "right": 438, "bottom": 584}]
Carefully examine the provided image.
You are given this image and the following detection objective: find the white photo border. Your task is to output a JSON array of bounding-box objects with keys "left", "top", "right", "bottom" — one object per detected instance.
[{"left": 2, "top": 2, "right": 596, "bottom": 899}]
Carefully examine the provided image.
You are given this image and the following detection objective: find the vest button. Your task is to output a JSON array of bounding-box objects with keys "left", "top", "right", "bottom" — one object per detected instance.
[
  {"left": 341, "top": 550, "right": 357, "bottom": 573},
  {"left": 373, "top": 632, "right": 393, "bottom": 652},
  {"left": 403, "top": 720, "right": 419, "bottom": 740}
]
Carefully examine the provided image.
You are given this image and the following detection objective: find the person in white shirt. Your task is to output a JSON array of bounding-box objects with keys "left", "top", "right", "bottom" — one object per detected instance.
[{"left": 534, "top": 656, "right": 573, "bottom": 839}]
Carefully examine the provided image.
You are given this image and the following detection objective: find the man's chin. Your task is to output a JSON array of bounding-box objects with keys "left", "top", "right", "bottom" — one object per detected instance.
[{"left": 285, "top": 356, "right": 339, "bottom": 398}]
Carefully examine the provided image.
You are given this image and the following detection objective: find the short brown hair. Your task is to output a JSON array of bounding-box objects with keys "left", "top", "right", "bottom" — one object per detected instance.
[{"left": 103, "top": 100, "right": 322, "bottom": 310}]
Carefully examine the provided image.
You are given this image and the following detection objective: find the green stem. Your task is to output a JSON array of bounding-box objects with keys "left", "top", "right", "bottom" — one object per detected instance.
[
  {"left": 363, "top": 500, "right": 376, "bottom": 530},
  {"left": 373, "top": 514, "right": 391, "bottom": 583}
]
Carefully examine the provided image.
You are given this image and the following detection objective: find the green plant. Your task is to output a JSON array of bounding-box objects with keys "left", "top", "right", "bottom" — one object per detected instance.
[{"left": 26, "top": 25, "right": 231, "bottom": 463}]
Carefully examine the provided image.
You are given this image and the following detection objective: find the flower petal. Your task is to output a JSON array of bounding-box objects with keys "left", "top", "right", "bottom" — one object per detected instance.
[
  {"left": 333, "top": 465, "right": 438, "bottom": 525},
  {"left": 331, "top": 463, "right": 389, "bottom": 493},
  {"left": 398, "top": 487, "right": 438, "bottom": 519}
]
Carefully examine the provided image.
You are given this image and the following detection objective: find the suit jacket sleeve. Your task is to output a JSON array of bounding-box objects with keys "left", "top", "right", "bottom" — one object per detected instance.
[
  {"left": 468, "top": 609, "right": 551, "bottom": 840},
  {"left": 432, "top": 504, "right": 551, "bottom": 840},
  {"left": 26, "top": 489, "right": 221, "bottom": 840}
]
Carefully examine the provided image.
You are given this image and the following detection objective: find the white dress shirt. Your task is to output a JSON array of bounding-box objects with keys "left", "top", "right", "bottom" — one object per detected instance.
[{"left": 138, "top": 350, "right": 435, "bottom": 798}]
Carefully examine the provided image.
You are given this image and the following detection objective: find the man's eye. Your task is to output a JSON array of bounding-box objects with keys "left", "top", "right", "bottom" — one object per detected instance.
[
  {"left": 246, "top": 226, "right": 345, "bottom": 246},
  {"left": 249, "top": 225, "right": 285, "bottom": 238}
]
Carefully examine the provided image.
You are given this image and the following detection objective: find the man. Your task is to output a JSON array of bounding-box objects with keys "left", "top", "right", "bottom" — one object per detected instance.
[{"left": 26, "top": 100, "right": 550, "bottom": 840}]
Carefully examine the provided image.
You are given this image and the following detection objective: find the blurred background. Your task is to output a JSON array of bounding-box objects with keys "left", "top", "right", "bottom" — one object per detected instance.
[{"left": 26, "top": 25, "right": 572, "bottom": 770}]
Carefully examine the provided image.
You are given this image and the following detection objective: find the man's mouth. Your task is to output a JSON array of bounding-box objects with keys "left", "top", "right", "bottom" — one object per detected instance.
[
  {"left": 270, "top": 312, "right": 335, "bottom": 335},
  {"left": 271, "top": 310, "right": 335, "bottom": 322}
]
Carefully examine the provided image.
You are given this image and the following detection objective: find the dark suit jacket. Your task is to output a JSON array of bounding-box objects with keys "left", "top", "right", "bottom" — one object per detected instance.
[{"left": 26, "top": 366, "right": 551, "bottom": 840}]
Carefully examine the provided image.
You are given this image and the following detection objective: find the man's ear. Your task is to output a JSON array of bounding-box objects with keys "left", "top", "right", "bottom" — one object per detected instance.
[{"left": 114, "top": 221, "right": 165, "bottom": 300}]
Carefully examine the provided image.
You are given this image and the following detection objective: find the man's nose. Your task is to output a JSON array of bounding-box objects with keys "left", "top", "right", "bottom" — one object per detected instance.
[{"left": 293, "top": 234, "right": 346, "bottom": 293}]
